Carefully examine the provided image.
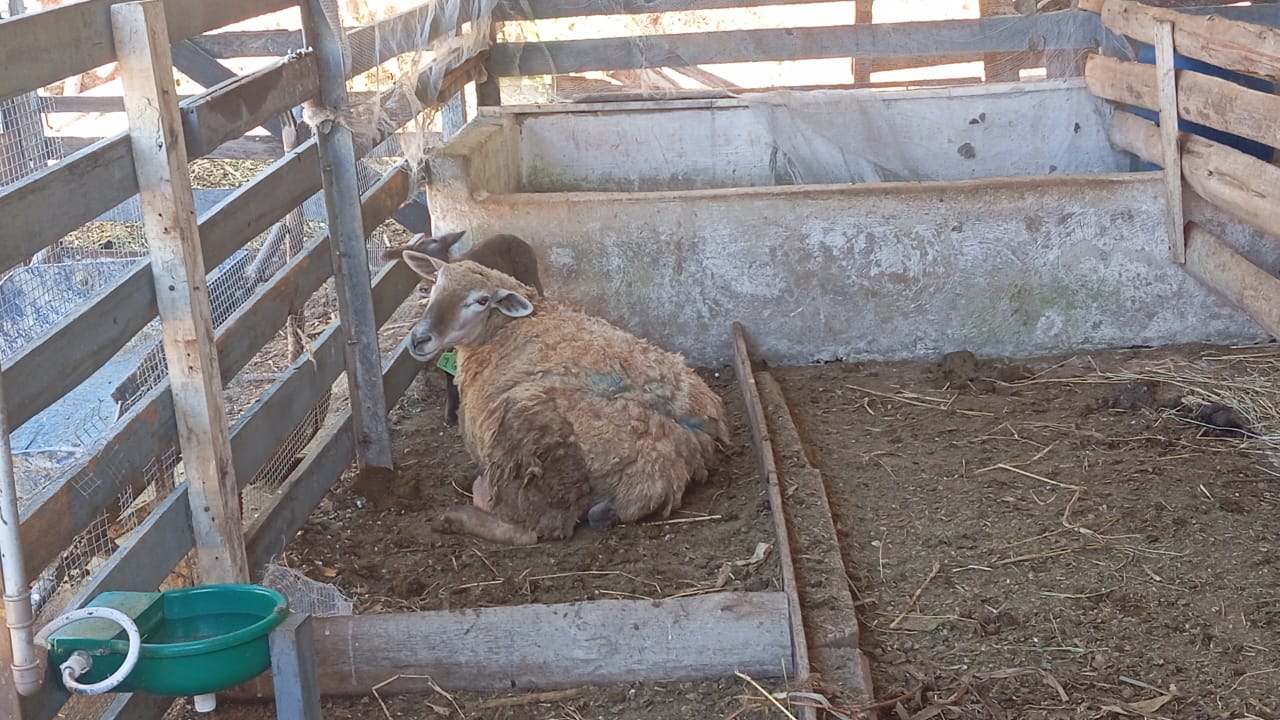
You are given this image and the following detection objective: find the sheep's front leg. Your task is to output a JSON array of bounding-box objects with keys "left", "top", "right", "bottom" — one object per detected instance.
[{"left": 437, "top": 505, "right": 538, "bottom": 546}]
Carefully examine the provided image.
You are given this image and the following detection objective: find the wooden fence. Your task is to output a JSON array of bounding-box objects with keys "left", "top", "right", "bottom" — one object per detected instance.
[
  {"left": 1081, "top": 0, "right": 1280, "bottom": 340},
  {"left": 0, "top": 0, "right": 488, "bottom": 717}
]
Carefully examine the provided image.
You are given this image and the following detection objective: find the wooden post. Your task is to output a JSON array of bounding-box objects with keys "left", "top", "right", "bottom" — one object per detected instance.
[
  {"left": 1154, "top": 19, "right": 1186, "bottom": 263},
  {"left": 111, "top": 0, "right": 249, "bottom": 584},
  {"left": 299, "top": 0, "right": 396, "bottom": 491},
  {"left": 269, "top": 613, "right": 322, "bottom": 720},
  {"left": 980, "top": 0, "right": 1022, "bottom": 83},
  {"left": 850, "top": 0, "right": 874, "bottom": 84}
]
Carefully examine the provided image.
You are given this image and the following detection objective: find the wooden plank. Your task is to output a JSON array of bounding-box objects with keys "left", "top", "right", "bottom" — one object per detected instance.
[
  {"left": 57, "top": 133, "right": 289, "bottom": 159},
  {"left": 191, "top": 29, "right": 305, "bottom": 58},
  {"left": 0, "top": 0, "right": 294, "bottom": 102},
  {"left": 3, "top": 267, "right": 155, "bottom": 432},
  {"left": 112, "top": 0, "right": 247, "bottom": 585},
  {"left": 270, "top": 614, "right": 323, "bottom": 720},
  {"left": 1100, "top": 0, "right": 1280, "bottom": 81},
  {"left": 487, "top": 11, "right": 1104, "bottom": 76},
  {"left": 1154, "top": 21, "right": 1186, "bottom": 263},
  {"left": 245, "top": 414, "right": 355, "bottom": 574},
  {"left": 173, "top": 43, "right": 304, "bottom": 148},
  {"left": 228, "top": 592, "right": 792, "bottom": 697},
  {"left": 0, "top": 136, "right": 134, "bottom": 278},
  {"left": 755, "top": 372, "right": 874, "bottom": 711},
  {"left": 495, "top": 0, "right": 841, "bottom": 20},
  {"left": 730, "top": 323, "right": 812, "bottom": 701},
  {"left": 1184, "top": 222, "right": 1280, "bottom": 339},
  {"left": 302, "top": 0, "right": 395, "bottom": 480},
  {"left": 1084, "top": 53, "right": 1280, "bottom": 160},
  {"left": 97, "top": 692, "right": 176, "bottom": 719}
]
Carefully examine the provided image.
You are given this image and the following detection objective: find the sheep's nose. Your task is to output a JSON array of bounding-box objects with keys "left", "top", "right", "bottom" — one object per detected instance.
[{"left": 410, "top": 328, "right": 432, "bottom": 348}]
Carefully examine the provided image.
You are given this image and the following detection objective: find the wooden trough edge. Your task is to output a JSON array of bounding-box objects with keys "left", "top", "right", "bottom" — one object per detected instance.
[
  {"left": 730, "top": 322, "right": 816, "bottom": 719},
  {"left": 222, "top": 592, "right": 793, "bottom": 699},
  {"left": 753, "top": 371, "right": 876, "bottom": 715}
]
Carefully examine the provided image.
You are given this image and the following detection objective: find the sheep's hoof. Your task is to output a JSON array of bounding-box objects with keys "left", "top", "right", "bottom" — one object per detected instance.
[
  {"left": 587, "top": 501, "right": 620, "bottom": 532},
  {"left": 444, "top": 412, "right": 458, "bottom": 427}
]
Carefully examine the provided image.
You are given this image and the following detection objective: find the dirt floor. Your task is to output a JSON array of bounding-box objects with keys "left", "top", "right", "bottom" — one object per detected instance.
[
  {"left": 771, "top": 342, "right": 1280, "bottom": 720},
  {"left": 169, "top": 341, "right": 1280, "bottom": 719}
]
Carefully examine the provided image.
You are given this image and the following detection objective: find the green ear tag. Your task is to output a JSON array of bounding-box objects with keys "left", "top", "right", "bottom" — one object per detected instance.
[{"left": 436, "top": 349, "right": 458, "bottom": 376}]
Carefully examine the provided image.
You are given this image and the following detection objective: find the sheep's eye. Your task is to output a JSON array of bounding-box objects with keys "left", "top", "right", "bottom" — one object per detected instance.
[{"left": 476, "top": 295, "right": 490, "bottom": 307}]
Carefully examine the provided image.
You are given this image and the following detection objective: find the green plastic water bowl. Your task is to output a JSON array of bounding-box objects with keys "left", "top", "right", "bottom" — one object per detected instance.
[{"left": 46, "top": 584, "right": 289, "bottom": 697}]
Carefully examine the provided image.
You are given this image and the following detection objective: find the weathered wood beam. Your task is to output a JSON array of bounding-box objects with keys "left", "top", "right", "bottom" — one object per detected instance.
[
  {"left": 301, "top": 0, "right": 395, "bottom": 483},
  {"left": 227, "top": 592, "right": 792, "bottom": 698},
  {"left": 487, "top": 12, "right": 1103, "bottom": 76},
  {"left": 190, "top": 29, "right": 305, "bottom": 58},
  {"left": 1106, "top": 111, "right": 1280, "bottom": 246},
  {"left": 1184, "top": 222, "right": 1280, "bottom": 340},
  {"left": 494, "top": 0, "right": 840, "bottom": 20},
  {"left": 731, "top": 323, "right": 812, "bottom": 710},
  {"left": 1099, "top": 0, "right": 1280, "bottom": 81},
  {"left": 171, "top": 38, "right": 286, "bottom": 140},
  {"left": 1154, "top": 21, "right": 1186, "bottom": 263},
  {"left": 1084, "top": 53, "right": 1280, "bottom": 158},
  {"left": 112, "top": 0, "right": 248, "bottom": 584},
  {"left": 0, "top": 0, "right": 295, "bottom": 101},
  {"left": 57, "top": 133, "right": 289, "bottom": 159}
]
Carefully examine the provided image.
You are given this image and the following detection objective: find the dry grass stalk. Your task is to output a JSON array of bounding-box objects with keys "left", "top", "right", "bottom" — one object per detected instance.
[
  {"left": 734, "top": 671, "right": 800, "bottom": 720},
  {"left": 371, "top": 674, "right": 463, "bottom": 719},
  {"left": 475, "top": 688, "right": 588, "bottom": 709},
  {"left": 888, "top": 560, "right": 942, "bottom": 629}
]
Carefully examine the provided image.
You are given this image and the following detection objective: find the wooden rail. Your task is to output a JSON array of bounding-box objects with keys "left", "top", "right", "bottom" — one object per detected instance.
[
  {"left": 0, "top": 0, "right": 295, "bottom": 101},
  {"left": 1085, "top": 54, "right": 1280, "bottom": 156},
  {"left": 487, "top": 12, "right": 1104, "bottom": 77}
]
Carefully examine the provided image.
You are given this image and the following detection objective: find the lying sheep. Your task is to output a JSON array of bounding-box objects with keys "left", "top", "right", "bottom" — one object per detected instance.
[
  {"left": 401, "top": 253, "right": 729, "bottom": 545},
  {"left": 382, "top": 231, "right": 543, "bottom": 426}
]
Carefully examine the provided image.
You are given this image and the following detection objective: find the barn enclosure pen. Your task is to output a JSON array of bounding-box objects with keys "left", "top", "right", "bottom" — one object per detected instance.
[{"left": 2, "top": 0, "right": 1280, "bottom": 718}]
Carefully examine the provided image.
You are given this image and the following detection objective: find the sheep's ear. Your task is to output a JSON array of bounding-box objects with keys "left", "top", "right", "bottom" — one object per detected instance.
[
  {"left": 403, "top": 249, "right": 447, "bottom": 280},
  {"left": 492, "top": 289, "right": 534, "bottom": 318},
  {"left": 436, "top": 230, "right": 466, "bottom": 252}
]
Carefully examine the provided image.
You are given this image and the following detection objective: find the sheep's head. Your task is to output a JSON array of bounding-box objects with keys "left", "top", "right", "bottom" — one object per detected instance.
[{"left": 403, "top": 253, "right": 535, "bottom": 362}]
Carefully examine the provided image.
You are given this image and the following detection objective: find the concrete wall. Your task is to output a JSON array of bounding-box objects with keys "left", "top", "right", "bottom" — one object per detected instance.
[
  {"left": 512, "top": 80, "right": 1132, "bottom": 191},
  {"left": 424, "top": 87, "right": 1280, "bottom": 368}
]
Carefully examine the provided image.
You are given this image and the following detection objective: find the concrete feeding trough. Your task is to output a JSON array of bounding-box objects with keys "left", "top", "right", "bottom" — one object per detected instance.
[{"left": 424, "top": 79, "right": 1280, "bottom": 366}]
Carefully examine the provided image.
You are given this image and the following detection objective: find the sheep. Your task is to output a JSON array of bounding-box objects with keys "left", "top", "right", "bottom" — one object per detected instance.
[
  {"left": 400, "top": 252, "right": 730, "bottom": 546},
  {"left": 382, "top": 231, "right": 543, "bottom": 426}
]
